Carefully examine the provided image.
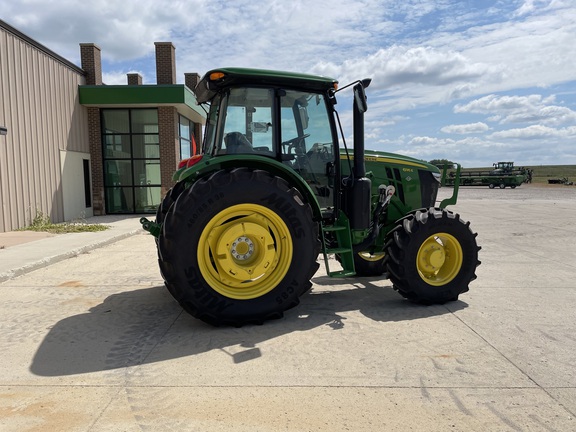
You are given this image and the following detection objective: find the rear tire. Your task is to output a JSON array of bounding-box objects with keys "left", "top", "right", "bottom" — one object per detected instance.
[
  {"left": 158, "top": 168, "right": 320, "bottom": 326},
  {"left": 384, "top": 208, "right": 480, "bottom": 304},
  {"left": 154, "top": 181, "right": 187, "bottom": 244}
]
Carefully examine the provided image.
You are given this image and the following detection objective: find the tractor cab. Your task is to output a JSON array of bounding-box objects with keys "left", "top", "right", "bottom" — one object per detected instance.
[{"left": 199, "top": 70, "right": 341, "bottom": 211}]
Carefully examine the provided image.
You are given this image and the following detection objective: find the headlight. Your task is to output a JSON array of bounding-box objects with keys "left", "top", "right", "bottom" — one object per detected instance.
[{"left": 432, "top": 172, "right": 442, "bottom": 183}]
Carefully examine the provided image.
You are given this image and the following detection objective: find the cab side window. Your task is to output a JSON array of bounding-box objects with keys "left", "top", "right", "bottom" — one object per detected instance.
[
  {"left": 218, "top": 88, "right": 274, "bottom": 155},
  {"left": 280, "top": 91, "right": 335, "bottom": 208}
]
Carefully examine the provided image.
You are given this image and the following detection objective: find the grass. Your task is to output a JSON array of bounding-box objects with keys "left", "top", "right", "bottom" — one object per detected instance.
[
  {"left": 18, "top": 211, "right": 109, "bottom": 234},
  {"left": 525, "top": 165, "right": 576, "bottom": 184}
]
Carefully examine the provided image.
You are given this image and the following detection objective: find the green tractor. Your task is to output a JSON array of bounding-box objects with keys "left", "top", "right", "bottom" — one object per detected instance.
[{"left": 141, "top": 68, "right": 481, "bottom": 326}]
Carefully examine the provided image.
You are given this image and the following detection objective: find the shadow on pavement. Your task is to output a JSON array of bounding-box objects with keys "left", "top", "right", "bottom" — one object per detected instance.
[{"left": 30, "top": 280, "right": 467, "bottom": 377}]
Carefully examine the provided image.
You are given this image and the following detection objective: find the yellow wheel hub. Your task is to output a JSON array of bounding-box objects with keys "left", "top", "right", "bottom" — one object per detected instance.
[
  {"left": 416, "top": 233, "right": 463, "bottom": 286},
  {"left": 198, "top": 204, "right": 293, "bottom": 299},
  {"left": 357, "top": 251, "right": 385, "bottom": 262}
]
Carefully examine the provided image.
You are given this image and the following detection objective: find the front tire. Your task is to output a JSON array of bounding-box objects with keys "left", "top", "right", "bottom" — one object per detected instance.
[
  {"left": 384, "top": 208, "right": 481, "bottom": 304},
  {"left": 158, "top": 168, "right": 320, "bottom": 326},
  {"left": 353, "top": 251, "right": 386, "bottom": 276}
]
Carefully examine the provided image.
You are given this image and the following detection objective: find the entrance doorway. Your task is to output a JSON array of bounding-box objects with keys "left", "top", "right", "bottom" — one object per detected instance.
[{"left": 101, "top": 109, "right": 161, "bottom": 213}]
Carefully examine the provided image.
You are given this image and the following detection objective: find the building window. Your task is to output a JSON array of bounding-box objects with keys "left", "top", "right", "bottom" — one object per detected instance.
[
  {"left": 101, "top": 109, "right": 161, "bottom": 214},
  {"left": 179, "top": 115, "right": 197, "bottom": 159}
]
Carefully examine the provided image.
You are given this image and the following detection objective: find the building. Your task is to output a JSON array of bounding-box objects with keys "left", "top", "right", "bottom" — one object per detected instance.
[{"left": 0, "top": 19, "right": 205, "bottom": 233}]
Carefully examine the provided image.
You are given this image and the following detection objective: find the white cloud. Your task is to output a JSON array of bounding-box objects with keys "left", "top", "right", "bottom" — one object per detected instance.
[
  {"left": 503, "top": 106, "right": 576, "bottom": 126},
  {"left": 102, "top": 70, "right": 146, "bottom": 85},
  {"left": 427, "top": 1, "right": 576, "bottom": 94},
  {"left": 489, "top": 125, "right": 576, "bottom": 140},
  {"left": 391, "top": 131, "right": 574, "bottom": 167},
  {"left": 397, "top": 135, "right": 490, "bottom": 164},
  {"left": 366, "top": 115, "right": 410, "bottom": 129},
  {"left": 514, "top": 0, "right": 552, "bottom": 17},
  {"left": 312, "top": 46, "right": 500, "bottom": 91},
  {"left": 454, "top": 94, "right": 576, "bottom": 126},
  {"left": 6, "top": 0, "right": 196, "bottom": 63},
  {"left": 441, "top": 122, "right": 490, "bottom": 134}
]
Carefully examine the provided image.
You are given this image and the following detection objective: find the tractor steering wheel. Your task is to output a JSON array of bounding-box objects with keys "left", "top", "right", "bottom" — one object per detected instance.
[{"left": 282, "top": 134, "right": 310, "bottom": 155}]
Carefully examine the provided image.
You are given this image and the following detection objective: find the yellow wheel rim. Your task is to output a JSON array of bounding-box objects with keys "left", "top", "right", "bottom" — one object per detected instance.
[
  {"left": 416, "top": 233, "right": 463, "bottom": 286},
  {"left": 357, "top": 251, "right": 385, "bottom": 262},
  {"left": 197, "top": 204, "right": 293, "bottom": 299}
]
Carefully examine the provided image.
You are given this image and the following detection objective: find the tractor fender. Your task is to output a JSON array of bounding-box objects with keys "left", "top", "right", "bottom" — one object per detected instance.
[{"left": 175, "top": 154, "right": 323, "bottom": 220}]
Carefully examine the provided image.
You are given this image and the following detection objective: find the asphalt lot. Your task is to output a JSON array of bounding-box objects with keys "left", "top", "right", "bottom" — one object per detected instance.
[{"left": 1, "top": 184, "right": 575, "bottom": 431}]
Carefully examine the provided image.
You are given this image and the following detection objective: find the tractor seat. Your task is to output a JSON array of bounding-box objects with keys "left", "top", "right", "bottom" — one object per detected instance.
[{"left": 225, "top": 132, "right": 253, "bottom": 154}]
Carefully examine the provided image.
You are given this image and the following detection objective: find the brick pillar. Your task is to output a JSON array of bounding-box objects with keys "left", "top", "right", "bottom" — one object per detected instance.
[
  {"left": 79, "top": 43, "right": 102, "bottom": 85},
  {"left": 158, "top": 106, "right": 179, "bottom": 195},
  {"left": 80, "top": 43, "right": 104, "bottom": 213},
  {"left": 87, "top": 107, "right": 105, "bottom": 215},
  {"left": 184, "top": 72, "right": 201, "bottom": 90},
  {"left": 155, "top": 42, "right": 176, "bottom": 85},
  {"left": 127, "top": 73, "right": 142, "bottom": 85}
]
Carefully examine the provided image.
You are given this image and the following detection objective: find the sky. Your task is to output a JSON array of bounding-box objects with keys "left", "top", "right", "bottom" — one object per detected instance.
[{"left": 3, "top": 0, "right": 576, "bottom": 167}]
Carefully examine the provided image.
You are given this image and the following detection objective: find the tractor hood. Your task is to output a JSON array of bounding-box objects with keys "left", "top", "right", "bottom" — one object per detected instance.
[{"left": 341, "top": 148, "right": 440, "bottom": 173}]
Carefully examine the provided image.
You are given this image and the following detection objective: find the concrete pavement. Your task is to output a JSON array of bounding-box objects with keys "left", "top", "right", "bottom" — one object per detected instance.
[
  {"left": 1, "top": 185, "right": 575, "bottom": 431},
  {"left": 0, "top": 215, "right": 146, "bottom": 283}
]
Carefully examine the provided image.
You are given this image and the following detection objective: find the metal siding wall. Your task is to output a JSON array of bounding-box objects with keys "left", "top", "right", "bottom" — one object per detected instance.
[
  {"left": 0, "top": 26, "right": 88, "bottom": 232},
  {"left": 0, "top": 31, "right": 6, "bottom": 232}
]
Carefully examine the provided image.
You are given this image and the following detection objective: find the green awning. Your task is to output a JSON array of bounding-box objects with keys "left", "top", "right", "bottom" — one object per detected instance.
[{"left": 79, "top": 84, "right": 206, "bottom": 124}]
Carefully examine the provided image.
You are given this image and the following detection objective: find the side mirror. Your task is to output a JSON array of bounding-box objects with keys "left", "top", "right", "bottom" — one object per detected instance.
[
  {"left": 0, "top": 126, "right": 7, "bottom": 136},
  {"left": 299, "top": 106, "right": 309, "bottom": 130},
  {"left": 353, "top": 83, "right": 368, "bottom": 114}
]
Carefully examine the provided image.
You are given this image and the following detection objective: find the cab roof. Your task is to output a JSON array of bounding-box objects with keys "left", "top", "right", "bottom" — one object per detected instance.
[{"left": 194, "top": 67, "right": 338, "bottom": 103}]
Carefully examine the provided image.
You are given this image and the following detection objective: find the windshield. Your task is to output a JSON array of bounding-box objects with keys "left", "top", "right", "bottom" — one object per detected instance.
[{"left": 203, "top": 95, "right": 221, "bottom": 155}]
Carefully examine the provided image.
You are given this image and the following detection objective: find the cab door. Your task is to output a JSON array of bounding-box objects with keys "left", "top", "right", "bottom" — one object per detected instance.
[{"left": 279, "top": 90, "right": 335, "bottom": 209}]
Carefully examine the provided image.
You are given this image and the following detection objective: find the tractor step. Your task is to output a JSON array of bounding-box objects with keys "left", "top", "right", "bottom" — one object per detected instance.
[
  {"left": 321, "top": 210, "right": 355, "bottom": 277},
  {"left": 322, "top": 224, "right": 347, "bottom": 232}
]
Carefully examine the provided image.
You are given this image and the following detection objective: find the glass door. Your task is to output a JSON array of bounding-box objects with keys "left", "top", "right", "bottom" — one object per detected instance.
[{"left": 101, "top": 109, "right": 161, "bottom": 213}]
